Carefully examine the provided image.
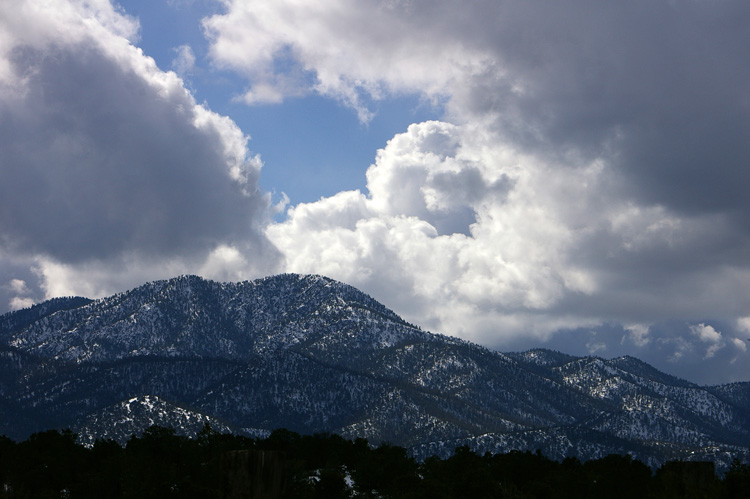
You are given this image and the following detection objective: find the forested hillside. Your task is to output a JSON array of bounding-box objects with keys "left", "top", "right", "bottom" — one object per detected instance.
[
  {"left": 1, "top": 426, "right": 749, "bottom": 498},
  {"left": 2, "top": 274, "right": 750, "bottom": 470}
]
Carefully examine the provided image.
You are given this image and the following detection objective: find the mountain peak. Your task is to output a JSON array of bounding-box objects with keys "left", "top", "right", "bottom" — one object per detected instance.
[
  {"left": 1, "top": 274, "right": 748, "bottom": 470},
  {"left": 1, "top": 273, "right": 417, "bottom": 364}
]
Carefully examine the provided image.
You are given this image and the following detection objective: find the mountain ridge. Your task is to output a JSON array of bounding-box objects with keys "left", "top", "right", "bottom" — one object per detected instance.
[{"left": 1, "top": 273, "right": 748, "bottom": 470}]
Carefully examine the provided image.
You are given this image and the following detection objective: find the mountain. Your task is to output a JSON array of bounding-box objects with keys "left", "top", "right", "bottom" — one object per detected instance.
[{"left": 1, "top": 274, "right": 749, "bottom": 469}]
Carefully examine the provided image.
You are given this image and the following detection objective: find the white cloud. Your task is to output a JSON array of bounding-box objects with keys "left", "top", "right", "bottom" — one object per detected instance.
[
  {"left": 0, "top": 0, "right": 135, "bottom": 93},
  {"left": 691, "top": 324, "right": 723, "bottom": 344},
  {"left": 732, "top": 338, "right": 747, "bottom": 352},
  {"left": 2, "top": 0, "right": 749, "bottom": 384},
  {"left": 206, "top": 0, "right": 750, "bottom": 226},
  {"left": 232, "top": 0, "right": 750, "bottom": 368},
  {"left": 9, "top": 296, "right": 35, "bottom": 311},
  {"left": 8, "top": 279, "right": 30, "bottom": 296},
  {"left": 4, "top": 278, "right": 35, "bottom": 311},
  {"left": 29, "top": 243, "right": 275, "bottom": 303},
  {"left": 268, "top": 121, "right": 611, "bottom": 344},
  {"left": 690, "top": 323, "right": 725, "bottom": 359},
  {"left": 171, "top": 44, "right": 196, "bottom": 76},
  {"left": 623, "top": 324, "right": 651, "bottom": 347},
  {"left": 203, "top": 0, "right": 482, "bottom": 120},
  {"left": 0, "top": 0, "right": 281, "bottom": 305},
  {"left": 268, "top": 118, "right": 750, "bottom": 351},
  {"left": 240, "top": 81, "right": 287, "bottom": 105},
  {"left": 737, "top": 317, "right": 750, "bottom": 334}
]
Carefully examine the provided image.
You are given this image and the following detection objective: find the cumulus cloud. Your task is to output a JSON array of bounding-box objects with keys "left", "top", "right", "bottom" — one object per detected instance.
[
  {"left": 690, "top": 323, "right": 724, "bottom": 359},
  {"left": 208, "top": 0, "right": 750, "bottom": 382},
  {"left": 268, "top": 121, "right": 604, "bottom": 342},
  {"left": 7, "top": 279, "right": 30, "bottom": 296},
  {"left": 206, "top": 0, "right": 750, "bottom": 224},
  {"left": 2, "top": 0, "right": 749, "bottom": 384},
  {"left": 8, "top": 297, "right": 34, "bottom": 311},
  {"left": 268, "top": 120, "right": 750, "bottom": 354},
  {"left": 205, "top": 0, "right": 750, "bottom": 218},
  {"left": 2, "top": 277, "right": 35, "bottom": 311},
  {"left": 737, "top": 317, "right": 750, "bottom": 334},
  {"left": 691, "top": 323, "right": 723, "bottom": 344},
  {"left": 0, "top": 0, "right": 281, "bottom": 305}
]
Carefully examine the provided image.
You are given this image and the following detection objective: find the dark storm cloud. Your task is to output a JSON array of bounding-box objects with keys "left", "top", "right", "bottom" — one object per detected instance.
[
  {"left": 453, "top": 0, "right": 750, "bottom": 216},
  {"left": 0, "top": 43, "right": 272, "bottom": 263},
  {"left": 551, "top": 213, "right": 750, "bottom": 323}
]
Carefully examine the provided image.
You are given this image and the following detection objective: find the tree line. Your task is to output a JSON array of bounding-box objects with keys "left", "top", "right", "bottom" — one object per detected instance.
[{"left": 0, "top": 425, "right": 749, "bottom": 498}]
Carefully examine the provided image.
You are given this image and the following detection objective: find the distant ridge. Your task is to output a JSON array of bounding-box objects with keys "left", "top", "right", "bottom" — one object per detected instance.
[
  {"left": 1, "top": 274, "right": 749, "bottom": 470},
  {"left": 0, "top": 296, "right": 93, "bottom": 334}
]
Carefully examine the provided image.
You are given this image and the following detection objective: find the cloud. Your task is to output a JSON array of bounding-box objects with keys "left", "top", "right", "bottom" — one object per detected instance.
[
  {"left": 207, "top": 0, "right": 750, "bottom": 218},
  {"left": 691, "top": 323, "right": 722, "bottom": 344},
  {"left": 0, "top": 0, "right": 281, "bottom": 306},
  {"left": 690, "top": 323, "right": 724, "bottom": 359},
  {"left": 623, "top": 324, "right": 651, "bottom": 348},
  {"left": 210, "top": 0, "right": 750, "bottom": 381},
  {"left": 2, "top": 277, "right": 35, "bottom": 311},
  {"left": 7, "top": 279, "right": 30, "bottom": 296},
  {"left": 2, "top": 0, "right": 749, "bottom": 384},
  {"left": 171, "top": 44, "right": 196, "bottom": 76},
  {"left": 8, "top": 297, "right": 34, "bottom": 311},
  {"left": 268, "top": 121, "right": 602, "bottom": 343},
  {"left": 365, "top": 121, "right": 511, "bottom": 236},
  {"left": 732, "top": 338, "right": 747, "bottom": 353},
  {"left": 737, "top": 317, "right": 750, "bottom": 334},
  {"left": 268, "top": 119, "right": 750, "bottom": 352},
  {"left": 534, "top": 322, "right": 748, "bottom": 384},
  {"left": 202, "top": 0, "right": 479, "bottom": 120}
]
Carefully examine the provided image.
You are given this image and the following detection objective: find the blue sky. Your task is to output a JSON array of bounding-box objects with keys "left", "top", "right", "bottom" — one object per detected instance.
[
  {"left": 2, "top": 0, "right": 750, "bottom": 384},
  {"left": 125, "top": 0, "right": 440, "bottom": 205}
]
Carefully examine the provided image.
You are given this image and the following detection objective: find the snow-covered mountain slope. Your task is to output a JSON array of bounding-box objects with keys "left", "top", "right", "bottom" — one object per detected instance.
[
  {"left": 1, "top": 274, "right": 748, "bottom": 469},
  {"left": 73, "top": 394, "right": 235, "bottom": 447}
]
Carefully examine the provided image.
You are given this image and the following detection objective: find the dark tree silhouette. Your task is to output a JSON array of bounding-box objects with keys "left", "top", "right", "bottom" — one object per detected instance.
[{"left": 0, "top": 426, "right": 748, "bottom": 498}]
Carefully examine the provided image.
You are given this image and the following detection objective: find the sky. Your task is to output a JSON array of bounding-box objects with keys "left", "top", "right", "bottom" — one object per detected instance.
[{"left": 1, "top": 0, "right": 750, "bottom": 385}]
